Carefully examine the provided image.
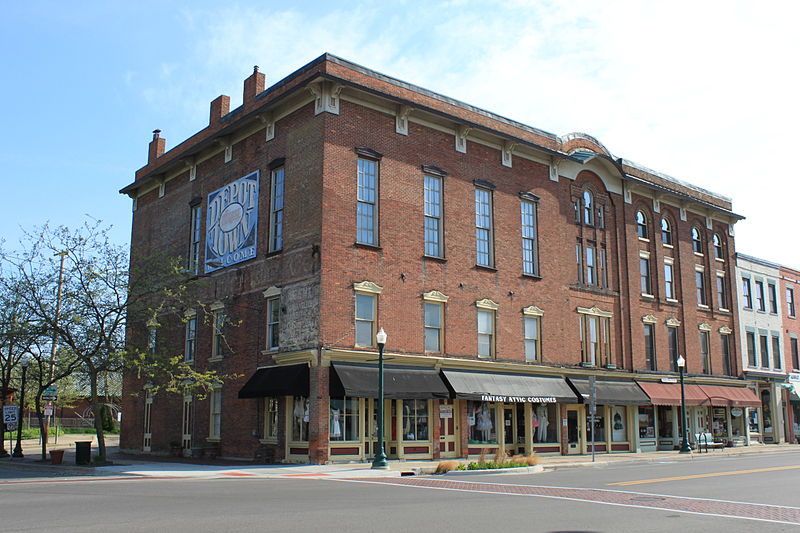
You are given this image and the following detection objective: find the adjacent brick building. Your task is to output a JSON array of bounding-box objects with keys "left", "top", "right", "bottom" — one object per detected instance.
[{"left": 120, "top": 54, "right": 761, "bottom": 463}]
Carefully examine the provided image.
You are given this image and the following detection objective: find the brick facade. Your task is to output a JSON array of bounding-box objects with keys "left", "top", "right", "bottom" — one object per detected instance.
[{"left": 120, "top": 54, "right": 750, "bottom": 462}]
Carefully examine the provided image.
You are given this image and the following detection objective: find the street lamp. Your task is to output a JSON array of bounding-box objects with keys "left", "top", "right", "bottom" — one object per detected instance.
[
  {"left": 12, "top": 355, "right": 30, "bottom": 458},
  {"left": 371, "top": 328, "right": 389, "bottom": 469},
  {"left": 677, "top": 355, "right": 692, "bottom": 454}
]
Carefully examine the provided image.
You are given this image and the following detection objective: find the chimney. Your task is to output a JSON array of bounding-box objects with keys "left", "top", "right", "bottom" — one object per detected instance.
[
  {"left": 243, "top": 65, "right": 266, "bottom": 106},
  {"left": 209, "top": 95, "right": 231, "bottom": 126},
  {"left": 148, "top": 129, "right": 165, "bottom": 163}
]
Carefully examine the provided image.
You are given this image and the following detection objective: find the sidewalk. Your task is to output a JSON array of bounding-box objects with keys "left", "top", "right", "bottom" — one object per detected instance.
[{"left": 1, "top": 436, "right": 798, "bottom": 480}]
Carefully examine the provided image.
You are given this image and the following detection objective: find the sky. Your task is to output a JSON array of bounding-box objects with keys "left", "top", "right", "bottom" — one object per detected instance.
[{"left": 2, "top": 1, "right": 798, "bottom": 267}]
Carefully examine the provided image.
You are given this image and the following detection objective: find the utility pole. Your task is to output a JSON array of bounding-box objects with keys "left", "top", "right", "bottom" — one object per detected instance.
[{"left": 41, "top": 251, "right": 67, "bottom": 458}]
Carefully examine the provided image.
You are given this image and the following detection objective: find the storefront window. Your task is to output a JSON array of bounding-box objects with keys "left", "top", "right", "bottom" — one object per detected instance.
[
  {"left": 264, "top": 397, "right": 278, "bottom": 439},
  {"left": 468, "top": 400, "right": 497, "bottom": 444},
  {"left": 657, "top": 406, "right": 674, "bottom": 438},
  {"left": 748, "top": 408, "right": 760, "bottom": 433},
  {"left": 532, "top": 403, "right": 558, "bottom": 443},
  {"left": 402, "top": 399, "right": 429, "bottom": 441},
  {"left": 761, "top": 390, "right": 773, "bottom": 438},
  {"left": 291, "top": 396, "right": 309, "bottom": 441},
  {"left": 711, "top": 407, "right": 728, "bottom": 438},
  {"left": 587, "top": 405, "right": 605, "bottom": 442},
  {"left": 792, "top": 404, "right": 800, "bottom": 443},
  {"left": 330, "top": 398, "right": 359, "bottom": 441},
  {"left": 638, "top": 406, "right": 655, "bottom": 438},
  {"left": 611, "top": 406, "right": 627, "bottom": 442}
]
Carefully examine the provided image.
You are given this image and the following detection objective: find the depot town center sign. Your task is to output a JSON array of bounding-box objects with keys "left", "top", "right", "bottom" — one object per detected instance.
[{"left": 205, "top": 171, "right": 260, "bottom": 273}]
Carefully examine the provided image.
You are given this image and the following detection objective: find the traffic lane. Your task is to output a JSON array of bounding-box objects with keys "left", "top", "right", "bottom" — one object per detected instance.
[
  {"left": 445, "top": 450, "right": 800, "bottom": 506},
  {"left": 1, "top": 476, "right": 794, "bottom": 533}
]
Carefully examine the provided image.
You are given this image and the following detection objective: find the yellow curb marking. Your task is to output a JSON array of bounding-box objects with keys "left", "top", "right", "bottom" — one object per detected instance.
[{"left": 608, "top": 464, "right": 800, "bottom": 486}]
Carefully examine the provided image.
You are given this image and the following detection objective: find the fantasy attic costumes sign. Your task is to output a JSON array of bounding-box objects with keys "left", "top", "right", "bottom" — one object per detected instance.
[
  {"left": 205, "top": 171, "right": 259, "bottom": 273},
  {"left": 480, "top": 395, "right": 557, "bottom": 403}
]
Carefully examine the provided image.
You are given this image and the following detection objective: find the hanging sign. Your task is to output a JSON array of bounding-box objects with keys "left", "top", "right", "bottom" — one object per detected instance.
[{"left": 205, "top": 171, "right": 260, "bottom": 273}]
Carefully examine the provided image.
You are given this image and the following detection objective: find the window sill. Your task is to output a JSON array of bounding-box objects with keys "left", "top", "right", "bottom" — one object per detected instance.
[
  {"left": 522, "top": 273, "right": 542, "bottom": 280},
  {"left": 477, "top": 355, "right": 494, "bottom": 360},
  {"left": 717, "top": 308, "right": 731, "bottom": 315},
  {"left": 663, "top": 243, "right": 674, "bottom": 249},
  {"left": 475, "top": 264, "right": 497, "bottom": 272},
  {"left": 694, "top": 252, "right": 704, "bottom": 257},
  {"left": 580, "top": 362, "right": 595, "bottom": 368},
  {"left": 206, "top": 437, "right": 221, "bottom": 443},
  {"left": 423, "top": 254, "right": 447, "bottom": 263},
  {"left": 208, "top": 356, "right": 224, "bottom": 363},
  {"left": 638, "top": 237, "right": 650, "bottom": 243},
  {"left": 697, "top": 304, "right": 710, "bottom": 311},
  {"left": 265, "top": 249, "right": 283, "bottom": 258},
  {"left": 260, "top": 349, "right": 280, "bottom": 356},
  {"left": 665, "top": 298, "right": 679, "bottom": 304},
  {"left": 259, "top": 438, "right": 278, "bottom": 445},
  {"left": 354, "top": 242, "right": 381, "bottom": 251},
  {"left": 640, "top": 293, "right": 656, "bottom": 300}
]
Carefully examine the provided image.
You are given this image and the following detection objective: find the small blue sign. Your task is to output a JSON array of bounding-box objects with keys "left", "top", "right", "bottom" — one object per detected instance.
[{"left": 205, "top": 171, "right": 259, "bottom": 273}]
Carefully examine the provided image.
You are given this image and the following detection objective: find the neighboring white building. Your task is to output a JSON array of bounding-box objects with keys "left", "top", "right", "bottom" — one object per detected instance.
[{"left": 736, "top": 253, "right": 787, "bottom": 443}]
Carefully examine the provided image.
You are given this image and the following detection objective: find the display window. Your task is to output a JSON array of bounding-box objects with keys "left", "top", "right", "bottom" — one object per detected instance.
[
  {"left": 792, "top": 404, "right": 800, "bottom": 442},
  {"left": 748, "top": 408, "right": 760, "bottom": 434},
  {"left": 402, "top": 399, "right": 429, "bottom": 441},
  {"left": 468, "top": 400, "right": 497, "bottom": 444},
  {"left": 611, "top": 406, "right": 627, "bottom": 442},
  {"left": 586, "top": 405, "right": 606, "bottom": 442},
  {"left": 291, "top": 396, "right": 310, "bottom": 441},
  {"left": 531, "top": 403, "right": 558, "bottom": 443},
  {"left": 711, "top": 407, "right": 728, "bottom": 439},
  {"left": 330, "top": 398, "right": 359, "bottom": 441},
  {"left": 638, "top": 406, "right": 655, "bottom": 438}
]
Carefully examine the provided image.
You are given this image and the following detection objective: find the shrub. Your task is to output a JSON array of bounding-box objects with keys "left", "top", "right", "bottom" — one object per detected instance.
[{"left": 435, "top": 460, "right": 460, "bottom": 474}]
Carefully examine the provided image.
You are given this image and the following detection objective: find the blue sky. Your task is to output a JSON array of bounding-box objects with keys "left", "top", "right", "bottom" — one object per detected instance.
[{"left": 2, "top": 1, "right": 799, "bottom": 266}]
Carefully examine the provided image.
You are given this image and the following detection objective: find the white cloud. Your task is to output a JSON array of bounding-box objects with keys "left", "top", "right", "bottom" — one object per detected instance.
[{"left": 145, "top": 0, "right": 800, "bottom": 265}]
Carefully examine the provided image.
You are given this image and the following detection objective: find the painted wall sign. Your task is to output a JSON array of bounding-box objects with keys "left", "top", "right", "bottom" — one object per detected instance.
[{"left": 205, "top": 171, "right": 260, "bottom": 273}]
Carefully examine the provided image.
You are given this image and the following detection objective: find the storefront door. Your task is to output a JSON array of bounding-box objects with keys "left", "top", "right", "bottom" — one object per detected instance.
[
  {"left": 566, "top": 406, "right": 582, "bottom": 455},
  {"left": 502, "top": 405, "right": 520, "bottom": 456},
  {"left": 438, "top": 399, "right": 459, "bottom": 458}
]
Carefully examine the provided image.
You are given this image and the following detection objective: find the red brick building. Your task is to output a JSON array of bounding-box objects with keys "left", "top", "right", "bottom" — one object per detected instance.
[
  {"left": 120, "top": 54, "right": 759, "bottom": 463},
  {"left": 779, "top": 265, "right": 800, "bottom": 443}
]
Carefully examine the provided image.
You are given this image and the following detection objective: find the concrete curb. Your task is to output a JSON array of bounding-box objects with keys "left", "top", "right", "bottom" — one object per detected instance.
[{"left": 444, "top": 464, "right": 544, "bottom": 476}]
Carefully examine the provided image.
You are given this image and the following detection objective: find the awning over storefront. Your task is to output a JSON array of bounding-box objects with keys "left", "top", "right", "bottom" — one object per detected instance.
[
  {"left": 697, "top": 385, "right": 761, "bottom": 408},
  {"left": 636, "top": 381, "right": 708, "bottom": 406},
  {"left": 238, "top": 364, "right": 310, "bottom": 398},
  {"left": 567, "top": 378, "right": 651, "bottom": 406},
  {"left": 441, "top": 370, "right": 578, "bottom": 403},
  {"left": 330, "top": 362, "right": 450, "bottom": 399},
  {"left": 786, "top": 384, "right": 800, "bottom": 405}
]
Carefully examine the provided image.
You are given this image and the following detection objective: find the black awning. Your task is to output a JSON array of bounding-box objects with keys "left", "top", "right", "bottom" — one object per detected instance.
[
  {"left": 441, "top": 370, "right": 578, "bottom": 403},
  {"left": 238, "top": 364, "right": 310, "bottom": 399},
  {"left": 330, "top": 362, "right": 450, "bottom": 399},
  {"left": 567, "top": 378, "right": 650, "bottom": 406}
]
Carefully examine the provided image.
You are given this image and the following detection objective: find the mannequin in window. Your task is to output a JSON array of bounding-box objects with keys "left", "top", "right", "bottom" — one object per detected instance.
[
  {"left": 476, "top": 403, "right": 493, "bottom": 441},
  {"left": 330, "top": 407, "right": 342, "bottom": 439},
  {"left": 293, "top": 396, "right": 305, "bottom": 440},
  {"left": 536, "top": 404, "right": 549, "bottom": 442},
  {"left": 531, "top": 409, "right": 540, "bottom": 442}
]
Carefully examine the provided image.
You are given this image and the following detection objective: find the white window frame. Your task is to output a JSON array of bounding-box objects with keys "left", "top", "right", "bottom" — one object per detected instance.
[
  {"left": 520, "top": 198, "right": 539, "bottom": 276},
  {"left": 263, "top": 286, "right": 282, "bottom": 351},
  {"left": 424, "top": 174, "right": 443, "bottom": 258},
  {"left": 356, "top": 157, "right": 379, "bottom": 246},
  {"left": 354, "top": 281, "right": 382, "bottom": 347},
  {"left": 639, "top": 251, "right": 652, "bottom": 296},
  {"left": 210, "top": 303, "right": 225, "bottom": 359},
  {"left": 523, "top": 306, "right": 543, "bottom": 362},
  {"left": 476, "top": 299, "right": 499, "bottom": 359},
  {"left": 475, "top": 188, "right": 494, "bottom": 267},
  {"left": 578, "top": 306, "right": 613, "bottom": 367},
  {"left": 189, "top": 204, "right": 202, "bottom": 275},
  {"left": 184, "top": 310, "right": 197, "bottom": 362},
  {"left": 209, "top": 387, "right": 222, "bottom": 440},
  {"left": 664, "top": 257, "right": 676, "bottom": 301},
  {"left": 695, "top": 266, "right": 708, "bottom": 307},
  {"left": 269, "top": 166, "right": 285, "bottom": 252},
  {"left": 263, "top": 397, "right": 279, "bottom": 441}
]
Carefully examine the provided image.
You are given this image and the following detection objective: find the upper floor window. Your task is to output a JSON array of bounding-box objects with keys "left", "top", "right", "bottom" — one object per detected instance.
[
  {"left": 668, "top": 326, "right": 680, "bottom": 372},
  {"left": 664, "top": 261, "right": 676, "bottom": 300},
  {"left": 755, "top": 280, "right": 766, "bottom": 312},
  {"left": 771, "top": 335, "right": 782, "bottom": 369},
  {"left": 424, "top": 301, "right": 443, "bottom": 353},
  {"left": 355, "top": 292, "right": 377, "bottom": 347},
  {"left": 759, "top": 333, "right": 770, "bottom": 368},
  {"left": 523, "top": 306, "right": 543, "bottom": 362},
  {"left": 768, "top": 283, "right": 778, "bottom": 314},
  {"left": 699, "top": 330, "right": 710, "bottom": 374},
  {"left": 211, "top": 308, "right": 225, "bottom": 358},
  {"left": 582, "top": 190, "right": 594, "bottom": 226},
  {"left": 477, "top": 308, "right": 495, "bottom": 358},
  {"left": 721, "top": 333, "right": 732, "bottom": 376},
  {"left": 636, "top": 210, "right": 648, "bottom": 239},
  {"left": 640, "top": 254, "right": 652, "bottom": 295},
  {"left": 475, "top": 188, "right": 494, "bottom": 267},
  {"left": 742, "top": 278, "right": 753, "bottom": 309},
  {"left": 791, "top": 336, "right": 799, "bottom": 370},
  {"left": 267, "top": 296, "right": 280, "bottom": 350},
  {"left": 787, "top": 287, "right": 796, "bottom": 317},
  {"left": 184, "top": 313, "right": 197, "bottom": 362},
  {"left": 520, "top": 199, "right": 539, "bottom": 276},
  {"left": 695, "top": 268, "right": 707, "bottom": 307},
  {"left": 356, "top": 157, "right": 378, "bottom": 245},
  {"left": 691, "top": 227, "right": 703, "bottom": 254},
  {"left": 424, "top": 175, "right": 443, "bottom": 257},
  {"left": 644, "top": 323, "right": 656, "bottom": 371},
  {"left": 147, "top": 323, "right": 158, "bottom": 356},
  {"left": 661, "top": 217, "right": 672, "bottom": 245},
  {"left": 712, "top": 233, "right": 723, "bottom": 260},
  {"left": 269, "top": 167, "right": 285, "bottom": 252},
  {"left": 746, "top": 331, "right": 757, "bottom": 367},
  {"left": 578, "top": 307, "right": 612, "bottom": 367},
  {"left": 716, "top": 273, "right": 728, "bottom": 310},
  {"left": 189, "top": 204, "right": 202, "bottom": 275},
  {"left": 209, "top": 387, "right": 222, "bottom": 439}
]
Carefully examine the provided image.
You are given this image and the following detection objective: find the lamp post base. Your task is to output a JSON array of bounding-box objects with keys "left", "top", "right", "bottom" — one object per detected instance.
[
  {"left": 11, "top": 448, "right": 23, "bottom": 458},
  {"left": 371, "top": 453, "right": 389, "bottom": 469},
  {"left": 679, "top": 439, "right": 692, "bottom": 454}
]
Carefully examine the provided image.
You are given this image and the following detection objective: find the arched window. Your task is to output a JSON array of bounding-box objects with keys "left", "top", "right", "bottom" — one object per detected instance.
[
  {"left": 661, "top": 217, "right": 672, "bottom": 245},
  {"left": 583, "top": 190, "right": 593, "bottom": 226},
  {"left": 713, "top": 233, "right": 723, "bottom": 259},
  {"left": 691, "top": 227, "right": 703, "bottom": 254},
  {"left": 636, "top": 210, "right": 648, "bottom": 239}
]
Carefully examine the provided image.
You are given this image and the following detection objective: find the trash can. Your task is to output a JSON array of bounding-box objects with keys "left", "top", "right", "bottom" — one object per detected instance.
[
  {"left": 75, "top": 441, "right": 91, "bottom": 465},
  {"left": 50, "top": 449, "right": 65, "bottom": 465}
]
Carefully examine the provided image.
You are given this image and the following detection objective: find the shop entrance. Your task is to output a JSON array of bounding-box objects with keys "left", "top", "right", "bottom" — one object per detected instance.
[
  {"left": 502, "top": 404, "right": 525, "bottom": 456},
  {"left": 438, "top": 399, "right": 459, "bottom": 458},
  {"left": 566, "top": 406, "right": 582, "bottom": 455}
]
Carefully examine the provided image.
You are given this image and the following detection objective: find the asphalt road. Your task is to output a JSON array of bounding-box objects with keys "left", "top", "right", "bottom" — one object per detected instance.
[{"left": 1, "top": 450, "right": 798, "bottom": 532}]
